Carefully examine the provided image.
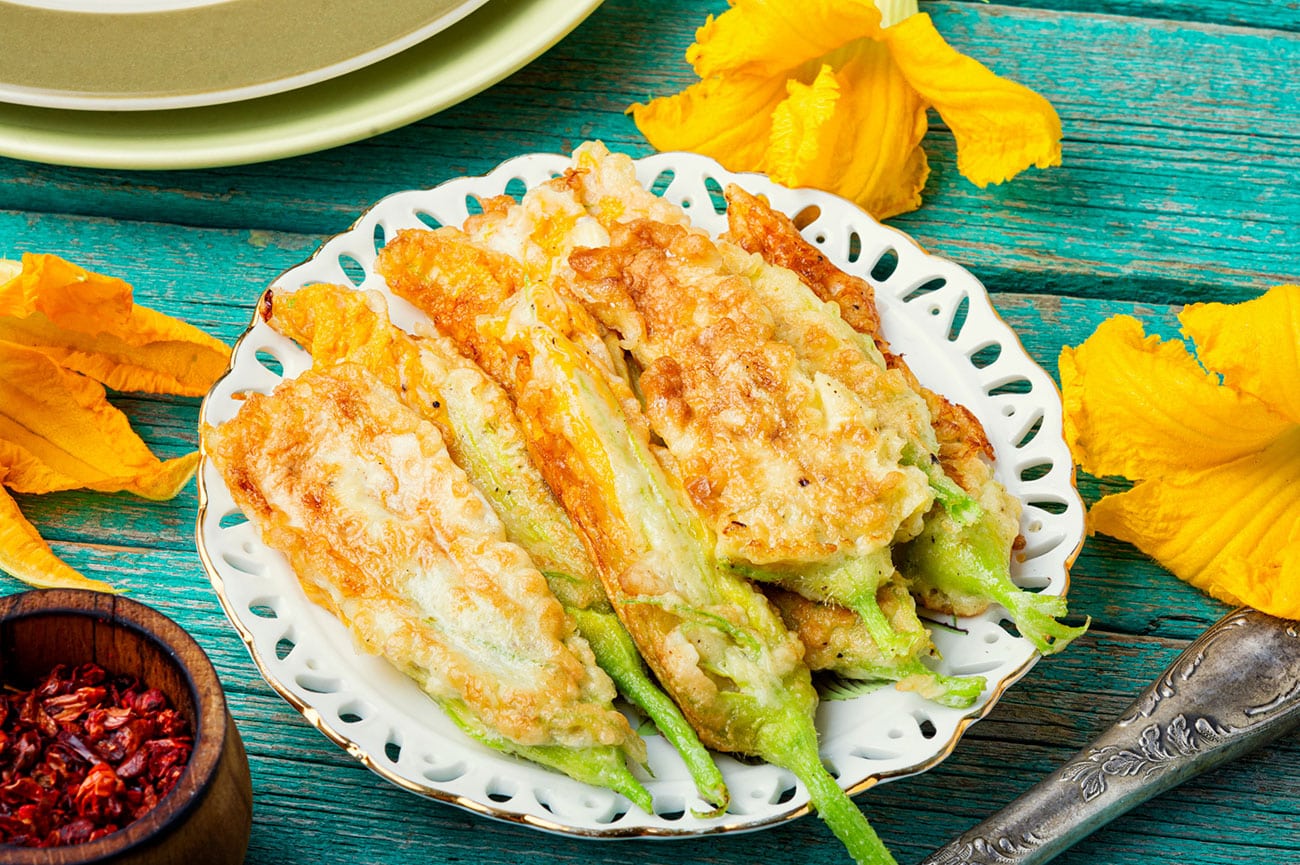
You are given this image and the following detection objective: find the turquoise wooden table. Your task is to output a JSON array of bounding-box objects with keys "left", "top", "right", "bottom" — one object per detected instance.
[{"left": 1, "top": 1, "right": 1297, "bottom": 863}]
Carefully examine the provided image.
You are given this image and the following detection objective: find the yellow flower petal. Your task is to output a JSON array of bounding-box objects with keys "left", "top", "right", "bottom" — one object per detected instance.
[
  {"left": 1089, "top": 425, "right": 1300, "bottom": 619},
  {"left": 0, "top": 342, "right": 199, "bottom": 499},
  {"left": 0, "top": 253, "right": 230, "bottom": 395},
  {"left": 0, "top": 306, "right": 231, "bottom": 397},
  {"left": 1179, "top": 284, "right": 1300, "bottom": 425},
  {"left": 766, "top": 41, "right": 930, "bottom": 219},
  {"left": 767, "top": 64, "right": 841, "bottom": 187},
  {"left": 1060, "top": 315, "right": 1290, "bottom": 481},
  {"left": 0, "top": 479, "right": 119, "bottom": 592},
  {"left": 631, "top": 72, "right": 792, "bottom": 174},
  {"left": 1249, "top": 534, "right": 1300, "bottom": 620},
  {"left": 0, "top": 252, "right": 131, "bottom": 326},
  {"left": 687, "top": 0, "right": 882, "bottom": 79},
  {"left": 883, "top": 12, "right": 1061, "bottom": 187}
]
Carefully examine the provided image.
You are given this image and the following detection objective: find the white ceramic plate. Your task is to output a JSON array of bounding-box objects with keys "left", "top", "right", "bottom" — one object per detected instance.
[
  {"left": 0, "top": 0, "right": 492, "bottom": 111},
  {"left": 196, "top": 150, "right": 1085, "bottom": 837}
]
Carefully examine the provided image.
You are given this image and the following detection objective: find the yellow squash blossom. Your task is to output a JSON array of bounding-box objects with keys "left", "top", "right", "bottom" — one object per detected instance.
[
  {"left": 630, "top": 0, "right": 1062, "bottom": 219},
  {"left": 631, "top": 0, "right": 1066, "bottom": 219},
  {"left": 1060, "top": 285, "right": 1300, "bottom": 620},
  {"left": 0, "top": 254, "right": 231, "bottom": 592}
]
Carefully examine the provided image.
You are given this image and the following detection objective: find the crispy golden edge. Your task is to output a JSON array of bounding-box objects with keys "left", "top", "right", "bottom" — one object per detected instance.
[
  {"left": 723, "top": 183, "right": 995, "bottom": 488},
  {"left": 569, "top": 216, "right": 928, "bottom": 563},
  {"left": 376, "top": 226, "right": 812, "bottom": 756},
  {"left": 205, "top": 363, "right": 638, "bottom": 752}
]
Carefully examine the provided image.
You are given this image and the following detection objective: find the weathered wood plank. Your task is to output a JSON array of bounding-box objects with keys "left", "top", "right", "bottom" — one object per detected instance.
[
  {"left": 1, "top": 4, "right": 1293, "bottom": 857},
  {"left": 24, "top": 537, "right": 1287, "bottom": 865},
  {"left": 954, "top": 0, "right": 1300, "bottom": 32},
  {"left": 0, "top": 2, "right": 1294, "bottom": 305},
  {"left": 897, "top": 4, "right": 1300, "bottom": 301},
  {"left": 0, "top": 196, "right": 1238, "bottom": 643}
]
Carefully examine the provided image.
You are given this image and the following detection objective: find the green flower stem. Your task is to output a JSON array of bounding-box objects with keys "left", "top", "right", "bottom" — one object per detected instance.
[
  {"left": 443, "top": 699, "right": 653, "bottom": 814},
  {"left": 766, "top": 715, "right": 899, "bottom": 865},
  {"left": 573, "top": 608, "right": 729, "bottom": 811},
  {"left": 897, "top": 508, "right": 1088, "bottom": 655}
]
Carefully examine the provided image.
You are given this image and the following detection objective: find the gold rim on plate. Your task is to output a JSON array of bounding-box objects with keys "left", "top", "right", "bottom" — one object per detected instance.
[{"left": 195, "top": 149, "right": 1086, "bottom": 837}]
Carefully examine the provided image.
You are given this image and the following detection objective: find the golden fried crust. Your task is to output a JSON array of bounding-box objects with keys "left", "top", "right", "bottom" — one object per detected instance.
[
  {"left": 262, "top": 282, "right": 608, "bottom": 613},
  {"left": 724, "top": 184, "right": 882, "bottom": 338},
  {"left": 921, "top": 383, "right": 996, "bottom": 489},
  {"left": 387, "top": 192, "right": 815, "bottom": 754},
  {"left": 569, "top": 218, "right": 927, "bottom": 564},
  {"left": 464, "top": 194, "right": 516, "bottom": 235},
  {"left": 488, "top": 289, "right": 797, "bottom": 753},
  {"left": 567, "top": 142, "right": 695, "bottom": 231},
  {"left": 464, "top": 180, "right": 602, "bottom": 285},
  {"left": 724, "top": 184, "right": 997, "bottom": 492},
  {"left": 376, "top": 227, "right": 524, "bottom": 383},
  {"left": 766, "top": 583, "right": 928, "bottom": 673},
  {"left": 204, "top": 363, "right": 637, "bottom": 753}
]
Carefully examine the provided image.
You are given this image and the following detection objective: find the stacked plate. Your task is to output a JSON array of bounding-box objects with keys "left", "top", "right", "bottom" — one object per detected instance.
[{"left": 0, "top": 0, "right": 601, "bottom": 169}]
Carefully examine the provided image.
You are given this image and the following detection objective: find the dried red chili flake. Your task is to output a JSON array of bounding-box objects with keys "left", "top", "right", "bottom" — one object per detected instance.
[{"left": 0, "top": 663, "right": 192, "bottom": 848}]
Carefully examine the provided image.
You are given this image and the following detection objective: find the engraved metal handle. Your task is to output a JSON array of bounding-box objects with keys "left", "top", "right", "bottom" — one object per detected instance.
[{"left": 919, "top": 607, "right": 1300, "bottom": 865}]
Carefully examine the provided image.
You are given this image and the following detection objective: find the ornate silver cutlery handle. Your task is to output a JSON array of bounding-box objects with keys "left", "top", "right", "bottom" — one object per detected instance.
[{"left": 919, "top": 607, "right": 1300, "bottom": 865}]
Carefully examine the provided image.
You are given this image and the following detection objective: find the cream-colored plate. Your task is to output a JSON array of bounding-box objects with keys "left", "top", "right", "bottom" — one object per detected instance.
[
  {"left": 0, "top": 0, "right": 491, "bottom": 111},
  {"left": 196, "top": 150, "right": 1085, "bottom": 837},
  {"left": 0, "top": 0, "right": 600, "bottom": 169}
]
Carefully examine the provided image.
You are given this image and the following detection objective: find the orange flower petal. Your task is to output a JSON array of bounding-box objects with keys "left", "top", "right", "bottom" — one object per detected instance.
[
  {"left": 687, "top": 0, "right": 882, "bottom": 79},
  {"left": 631, "top": 72, "right": 792, "bottom": 174},
  {"left": 1060, "top": 315, "right": 1289, "bottom": 480},
  {"left": 1179, "top": 284, "right": 1300, "bottom": 425},
  {"left": 1089, "top": 425, "right": 1300, "bottom": 619},
  {"left": 766, "top": 41, "right": 930, "bottom": 219},
  {"left": 0, "top": 253, "right": 230, "bottom": 395},
  {"left": 0, "top": 306, "right": 231, "bottom": 397},
  {"left": 0, "top": 253, "right": 132, "bottom": 327},
  {"left": 0, "top": 342, "right": 199, "bottom": 499},
  {"left": 883, "top": 12, "right": 1061, "bottom": 187},
  {"left": 0, "top": 480, "right": 119, "bottom": 592}
]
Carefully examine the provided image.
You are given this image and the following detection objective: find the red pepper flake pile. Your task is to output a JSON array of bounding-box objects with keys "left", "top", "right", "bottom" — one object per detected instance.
[{"left": 0, "top": 662, "right": 193, "bottom": 848}]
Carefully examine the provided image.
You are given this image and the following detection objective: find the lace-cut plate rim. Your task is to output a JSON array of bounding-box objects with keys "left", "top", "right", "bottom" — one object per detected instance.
[{"left": 195, "top": 150, "right": 1086, "bottom": 838}]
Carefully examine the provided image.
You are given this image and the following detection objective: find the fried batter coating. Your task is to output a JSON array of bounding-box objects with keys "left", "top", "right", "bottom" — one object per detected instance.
[
  {"left": 380, "top": 226, "right": 810, "bottom": 747},
  {"left": 568, "top": 217, "right": 932, "bottom": 564},
  {"left": 262, "top": 282, "right": 728, "bottom": 807},
  {"left": 723, "top": 183, "right": 996, "bottom": 489},
  {"left": 204, "top": 364, "right": 644, "bottom": 762},
  {"left": 375, "top": 161, "right": 919, "bottom": 861},
  {"left": 766, "top": 582, "right": 929, "bottom": 673},
  {"left": 765, "top": 583, "right": 987, "bottom": 708},
  {"left": 260, "top": 284, "right": 604, "bottom": 613},
  {"left": 723, "top": 183, "right": 883, "bottom": 339},
  {"left": 721, "top": 185, "right": 1076, "bottom": 647}
]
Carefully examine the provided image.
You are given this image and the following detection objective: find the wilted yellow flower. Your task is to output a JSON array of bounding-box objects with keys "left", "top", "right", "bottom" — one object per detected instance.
[
  {"left": 630, "top": 0, "right": 1062, "bottom": 219},
  {"left": 1060, "top": 285, "right": 1300, "bottom": 619},
  {"left": 0, "top": 254, "right": 231, "bottom": 592}
]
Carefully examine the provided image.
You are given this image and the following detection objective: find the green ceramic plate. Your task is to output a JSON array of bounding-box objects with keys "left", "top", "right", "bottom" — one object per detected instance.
[
  {"left": 0, "top": 0, "right": 602, "bottom": 169},
  {"left": 0, "top": 0, "right": 491, "bottom": 111}
]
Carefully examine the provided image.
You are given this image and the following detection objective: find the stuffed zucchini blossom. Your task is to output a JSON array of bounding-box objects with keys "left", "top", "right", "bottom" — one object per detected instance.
[
  {"left": 1060, "top": 284, "right": 1300, "bottom": 620},
  {"left": 631, "top": 0, "right": 1062, "bottom": 219}
]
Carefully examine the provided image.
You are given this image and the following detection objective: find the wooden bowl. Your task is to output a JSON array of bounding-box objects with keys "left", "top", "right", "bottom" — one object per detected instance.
[{"left": 0, "top": 589, "right": 252, "bottom": 864}]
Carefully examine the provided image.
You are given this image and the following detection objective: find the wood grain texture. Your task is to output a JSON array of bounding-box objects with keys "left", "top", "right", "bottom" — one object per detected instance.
[{"left": 0, "top": 0, "right": 1296, "bottom": 863}]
